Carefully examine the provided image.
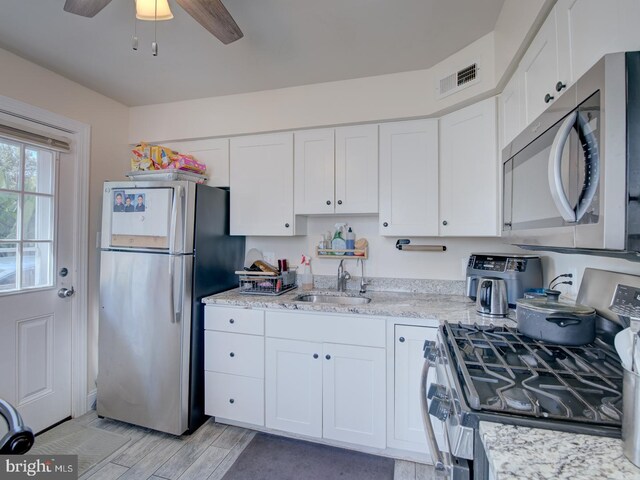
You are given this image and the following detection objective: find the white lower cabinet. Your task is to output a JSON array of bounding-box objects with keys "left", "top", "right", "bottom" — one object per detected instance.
[
  {"left": 322, "top": 343, "right": 386, "bottom": 448},
  {"left": 265, "top": 312, "right": 387, "bottom": 449},
  {"left": 389, "top": 324, "right": 444, "bottom": 453},
  {"left": 265, "top": 338, "right": 323, "bottom": 438},
  {"left": 204, "top": 306, "right": 265, "bottom": 427},
  {"left": 205, "top": 371, "right": 264, "bottom": 426}
]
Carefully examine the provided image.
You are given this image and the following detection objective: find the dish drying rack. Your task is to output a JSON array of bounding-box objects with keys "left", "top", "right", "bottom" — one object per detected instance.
[{"left": 236, "top": 270, "right": 297, "bottom": 296}]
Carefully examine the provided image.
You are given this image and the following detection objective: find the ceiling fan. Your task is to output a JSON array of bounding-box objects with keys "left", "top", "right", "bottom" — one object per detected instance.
[{"left": 63, "top": 0, "right": 243, "bottom": 45}]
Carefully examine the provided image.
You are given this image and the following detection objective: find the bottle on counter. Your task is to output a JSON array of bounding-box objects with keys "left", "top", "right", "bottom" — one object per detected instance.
[
  {"left": 345, "top": 227, "right": 355, "bottom": 255},
  {"left": 331, "top": 223, "right": 347, "bottom": 252},
  {"left": 299, "top": 254, "right": 314, "bottom": 291}
]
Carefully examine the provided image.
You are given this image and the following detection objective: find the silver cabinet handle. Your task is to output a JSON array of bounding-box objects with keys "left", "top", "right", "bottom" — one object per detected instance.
[
  {"left": 548, "top": 111, "right": 577, "bottom": 222},
  {"left": 57, "top": 287, "right": 75, "bottom": 298}
]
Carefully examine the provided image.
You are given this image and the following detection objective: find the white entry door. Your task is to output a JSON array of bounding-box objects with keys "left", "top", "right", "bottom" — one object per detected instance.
[{"left": 0, "top": 136, "right": 75, "bottom": 433}]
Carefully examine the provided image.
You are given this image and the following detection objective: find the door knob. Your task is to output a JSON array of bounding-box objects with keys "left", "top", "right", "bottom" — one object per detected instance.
[
  {"left": 544, "top": 93, "right": 554, "bottom": 103},
  {"left": 555, "top": 81, "right": 567, "bottom": 92},
  {"left": 57, "top": 287, "right": 75, "bottom": 298}
]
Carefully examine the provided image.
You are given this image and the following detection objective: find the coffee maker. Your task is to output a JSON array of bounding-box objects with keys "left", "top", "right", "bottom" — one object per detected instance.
[{"left": 466, "top": 253, "right": 543, "bottom": 308}]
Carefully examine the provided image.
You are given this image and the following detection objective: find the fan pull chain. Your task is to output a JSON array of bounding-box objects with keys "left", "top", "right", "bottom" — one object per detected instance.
[
  {"left": 152, "top": 0, "right": 158, "bottom": 56},
  {"left": 132, "top": 1, "right": 138, "bottom": 51}
]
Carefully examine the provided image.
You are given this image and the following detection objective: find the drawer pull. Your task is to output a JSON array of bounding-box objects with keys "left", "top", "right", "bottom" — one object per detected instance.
[
  {"left": 325, "top": 354, "right": 331, "bottom": 360},
  {"left": 229, "top": 318, "right": 235, "bottom": 324},
  {"left": 229, "top": 398, "right": 235, "bottom": 404},
  {"left": 229, "top": 352, "right": 235, "bottom": 357},
  {"left": 399, "top": 337, "right": 405, "bottom": 343},
  {"left": 313, "top": 353, "right": 319, "bottom": 359}
]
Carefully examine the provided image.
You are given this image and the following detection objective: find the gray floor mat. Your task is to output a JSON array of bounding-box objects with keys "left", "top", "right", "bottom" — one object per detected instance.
[
  {"left": 31, "top": 421, "right": 130, "bottom": 476},
  {"left": 221, "top": 432, "right": 394, "bottom": 480}
]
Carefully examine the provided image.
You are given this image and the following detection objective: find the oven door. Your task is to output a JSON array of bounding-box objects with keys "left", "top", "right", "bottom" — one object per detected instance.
[
  {"left": 503, "top": 90, "right": 602, "bottom": 249},
  {"left": 421, "top": 341, "right": 472, "bottom": 480}
]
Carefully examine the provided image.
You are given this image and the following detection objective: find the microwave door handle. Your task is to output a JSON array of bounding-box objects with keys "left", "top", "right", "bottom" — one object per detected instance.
[
  {"left": 420, "top": 355, "right": 449, "bottom": 474},
  {"left": 575, "top": 113, "right": 600, "bottom": 221},
  {"left": 548, "top": 111, "right": 578, "bottom": 222}
]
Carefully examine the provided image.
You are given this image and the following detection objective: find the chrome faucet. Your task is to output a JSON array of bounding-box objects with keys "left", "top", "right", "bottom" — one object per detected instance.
[
  {"left": 337, "top": 259, "right": 351, "bottom": 292},
  {"left": 357, "top": 257, "right": 368, "bottom": 294}
]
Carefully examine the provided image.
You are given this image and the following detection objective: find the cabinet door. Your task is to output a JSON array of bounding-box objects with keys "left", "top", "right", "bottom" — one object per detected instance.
[
  {"left": 439, "top": 98, "right": 498, "bottom": 236},
  {"left": 392, "top": 325, "right": 443, "bottom": 452},
  {"left": 335, "top": 125, "right": 379, "bottom": 214},
  {"left": 379, "top": 120, "right": 439, "bottom": 236},
  {"left": 294, "top": 129, "right": 335, "bottom": 214},
  {"left": 322, "top": 343, "right": 386, "bottom": 448},
  {"left": 265, "top": 338, "right": 323, "bottom": 438},
  {"left": 230, "top": 133, "right": 296, "bottom": 235},
  {"left": 163, "top": 138, "right": 229, "bottom": 187},
  {"left": 499, "top": 72, "right": 524, "bottom": 149},
  {"left": 521, "top": 7, "right": 560, "bottom": 124}
]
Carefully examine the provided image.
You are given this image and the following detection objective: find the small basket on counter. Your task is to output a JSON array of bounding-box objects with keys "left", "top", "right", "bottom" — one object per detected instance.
[{"left": 236, "top": 270, "right": 297, "bottom": 296}]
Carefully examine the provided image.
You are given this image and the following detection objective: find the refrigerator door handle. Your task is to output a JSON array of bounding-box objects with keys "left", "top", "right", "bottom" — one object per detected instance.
[
  {"left": 169, "top": 186, "right": 184, "bottom": 254},
  {"left": 168, "top": 255, "right": 184, "bottom": 324}
]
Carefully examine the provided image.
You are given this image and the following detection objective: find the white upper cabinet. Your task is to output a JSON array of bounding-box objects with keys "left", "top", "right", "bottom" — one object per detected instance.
[
  {"left": 439, "top": 98, "right": 499, "bottom": 236},
  {"left": 294, "top": 129, "right": 335, "bottom": 214},
  {"left": 334, "top": 125, "right": 378, "bottom": 214},
  {"left": 230, "top": 133, "right": 301, "bottom": 236},
  {"left": 379, "top": 119, "right": 439, "bottom": 236},
  {"left": 294, "top": 125, "right": 378, "bottom": 215},
  {"left": 520, "top": 7, "right": 570, "bottom": 125},
  {"left": 499, "top": 72, "right": 524, "bottom": 149},
  {"left": 163, "top": 138, "right": 230, "bottom": 187}
]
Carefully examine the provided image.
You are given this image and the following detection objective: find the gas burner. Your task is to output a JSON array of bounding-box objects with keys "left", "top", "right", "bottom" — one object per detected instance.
[{"left": 443, "top": 322, "right": 623, "bottom": 428}]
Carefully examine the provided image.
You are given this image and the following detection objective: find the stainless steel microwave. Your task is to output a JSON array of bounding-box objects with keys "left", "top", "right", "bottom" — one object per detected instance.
[{"left": 502, "top": 51, "right": 640, "bottom": 260}]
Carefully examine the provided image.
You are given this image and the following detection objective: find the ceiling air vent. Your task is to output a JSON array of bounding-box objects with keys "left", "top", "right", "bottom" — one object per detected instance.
[{"left": 438, "top": 62, "right": 479, "bottom": 99}]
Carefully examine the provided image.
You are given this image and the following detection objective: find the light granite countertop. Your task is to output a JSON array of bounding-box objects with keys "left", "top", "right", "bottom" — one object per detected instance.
[
  {"left": 480, "top": 422, "right": 640, "bottom": 480},
  {"left": 202, "top": 288, "right": 517, "bottom": 327}
]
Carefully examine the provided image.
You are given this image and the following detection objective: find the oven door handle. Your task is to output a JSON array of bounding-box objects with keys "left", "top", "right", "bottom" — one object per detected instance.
[
  {"left": 420, "top": 357, "right": 449, "bottom": 473},
  {"left": 548, "top": 111, "right": 577, "bottom": 222}
]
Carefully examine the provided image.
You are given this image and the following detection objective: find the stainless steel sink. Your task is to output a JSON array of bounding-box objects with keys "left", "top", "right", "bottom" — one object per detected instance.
[{"left": 294, "top": 294, "right": 371, "bottom": 305}]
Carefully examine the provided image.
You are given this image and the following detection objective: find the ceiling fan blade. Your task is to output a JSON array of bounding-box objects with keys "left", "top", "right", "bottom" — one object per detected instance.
[
  {"left": 63, "top": 0, "right": 113, "bottom": 17},
  {"left": 176, "top": 0, "right": 243, "bottom": 44}
]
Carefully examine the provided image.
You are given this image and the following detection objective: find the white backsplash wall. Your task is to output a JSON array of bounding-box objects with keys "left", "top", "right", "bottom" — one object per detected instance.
[
  {"left": 245, "top": 216, "right": 523, "bottom": 281},
  {"left": 540, "top": 252, "right": 640, "bottom": 300}
]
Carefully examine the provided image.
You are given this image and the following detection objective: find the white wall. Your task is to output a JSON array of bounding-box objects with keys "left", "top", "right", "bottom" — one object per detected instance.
[
  {"left": 0, "top": 47, "right": 130, "bottom": 395},
  {"left": 246, "top": 217, "right": 523, "bottom": 281},
  {"left": 129, "top": 33, "right": 504, "bottom": 144}
]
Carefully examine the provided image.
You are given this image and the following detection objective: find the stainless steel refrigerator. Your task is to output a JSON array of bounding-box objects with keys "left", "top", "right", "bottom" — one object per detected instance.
[{"left": 97, "top": 180, "right": 244, "bottom": 435}]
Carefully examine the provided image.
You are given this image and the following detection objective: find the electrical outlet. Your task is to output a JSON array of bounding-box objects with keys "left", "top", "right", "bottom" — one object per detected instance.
[
  {"left": 263, "top": 251, "right": 276, "bottom": 266},
  {"left": 566, "top": 267, "right": 578, "bottom": 298}
]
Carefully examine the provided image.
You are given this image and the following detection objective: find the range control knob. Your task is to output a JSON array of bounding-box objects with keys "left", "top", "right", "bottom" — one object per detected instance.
[
  {"left": 427, "top": 383, "right": 449, "bottom": 401},
  {"left": 429, "top": 397, "right": 452, "bottom": 422}
]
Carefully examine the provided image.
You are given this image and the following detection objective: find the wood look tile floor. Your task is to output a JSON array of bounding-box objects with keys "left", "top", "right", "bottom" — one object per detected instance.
[{"left": 55, "top": 411, "right": 434, "bottom": 480}]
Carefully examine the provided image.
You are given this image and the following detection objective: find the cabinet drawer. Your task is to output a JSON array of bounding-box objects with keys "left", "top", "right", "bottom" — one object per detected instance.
[
  {"left": 265, "top": 311, "right": 385, "bottom": 347},
  {"left": 205, "top": 371, "right": 264, "bottom": 426},
  {"left": 205, "top": 306, "right": 264, "bottom": 335},
  {"left": 205, "top": 331, "right": 264, "bottom": 378}
]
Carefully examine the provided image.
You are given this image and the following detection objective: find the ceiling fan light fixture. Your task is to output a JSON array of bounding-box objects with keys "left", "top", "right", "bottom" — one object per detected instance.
[{"left": 136, "top": 0, "right": 174, "bottom": 21}]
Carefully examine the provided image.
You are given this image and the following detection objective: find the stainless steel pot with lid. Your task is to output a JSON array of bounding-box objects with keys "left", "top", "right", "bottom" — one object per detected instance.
[{"left": 516, "top": 296, "right": 597, "bottom": 345}]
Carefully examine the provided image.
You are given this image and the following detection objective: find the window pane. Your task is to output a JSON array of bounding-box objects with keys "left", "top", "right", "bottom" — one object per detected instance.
[
  {"left": 0, "top": 243, "right": 18, "bottom": 291},
  {"left": 0, "top": 140, "right": 21, "bottom": 190},
  {"left": 22, "top": 242, "right": 52, "bottom": 289},
  {"left": 0, "top": 192, "right": 19, "bottom": 240},
  {"left": 25, "top": 148, "right": 54, "bottom": 194},
  {"left": 23, "top": 194, "right": 53, "bottom": 241}
]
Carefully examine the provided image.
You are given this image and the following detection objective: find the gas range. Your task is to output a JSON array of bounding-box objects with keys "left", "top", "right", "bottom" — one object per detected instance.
[
  {"left": 441, "top": 321, "right": 622, "bottom": 435},
  {"left": 421, "top": 268, "right": 637, "bottom": 480}
]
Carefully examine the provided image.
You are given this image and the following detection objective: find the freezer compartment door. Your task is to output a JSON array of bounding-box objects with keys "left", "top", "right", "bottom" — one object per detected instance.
[
  {"left": 101, "top": 184, "right": 187, "bottom": 252},
  {"left": 97, "top": 250, "right": 192, "bottom": 435}
]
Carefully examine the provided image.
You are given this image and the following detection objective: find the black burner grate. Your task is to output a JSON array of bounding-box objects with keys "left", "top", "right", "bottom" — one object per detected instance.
[{"left": 443, "top": 322, "right": 623, "bottom": 427}]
